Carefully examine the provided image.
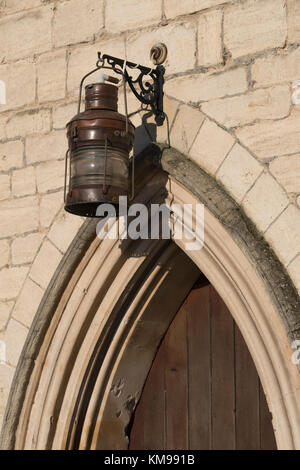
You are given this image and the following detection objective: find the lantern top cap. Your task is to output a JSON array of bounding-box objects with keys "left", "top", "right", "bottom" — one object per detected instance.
[{"left": 84, "top": 81, "right": 118, "bottom": 111}]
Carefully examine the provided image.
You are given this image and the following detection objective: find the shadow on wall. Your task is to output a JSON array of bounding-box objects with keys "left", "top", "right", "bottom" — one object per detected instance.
[
  {"left": 94, "top": 111, "right": 176, "bottom": 261},
  {"left": 133, "top": 111, "right": 157, "bottom": 155},
  {"left": 103, "top": 110, "right": 170, "bottom": 259}
]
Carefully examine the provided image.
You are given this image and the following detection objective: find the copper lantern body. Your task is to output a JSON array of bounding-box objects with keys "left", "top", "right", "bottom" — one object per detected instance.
[{"left": 64, "top": 82, "right": 135, "bottom": 217}]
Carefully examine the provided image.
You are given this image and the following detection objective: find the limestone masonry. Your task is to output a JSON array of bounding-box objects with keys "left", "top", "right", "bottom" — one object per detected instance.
[{"left": 0, "top": 0, "right": 299, "bottom": 431}]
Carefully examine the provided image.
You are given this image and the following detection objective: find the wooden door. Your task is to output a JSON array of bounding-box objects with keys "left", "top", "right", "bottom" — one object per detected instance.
[{"left": 129, "top": 283, "right": 276, "bottom": 450}]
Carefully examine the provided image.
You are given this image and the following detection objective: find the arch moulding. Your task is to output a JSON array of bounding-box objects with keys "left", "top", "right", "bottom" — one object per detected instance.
[{"left": 1, "top": 144, "right": 300, "bottom": 450}]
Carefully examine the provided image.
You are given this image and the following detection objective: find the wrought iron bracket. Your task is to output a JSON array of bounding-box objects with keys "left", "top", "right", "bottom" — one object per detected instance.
[{"left": 97, "top": 52, "right": 166, "bottom": 126}]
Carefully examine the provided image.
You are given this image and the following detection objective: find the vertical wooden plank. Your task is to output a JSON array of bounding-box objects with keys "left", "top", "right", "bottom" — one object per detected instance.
[
  {"left": 235, "top": 325, "right": 260, "bottom": 449},
  {"left": 187, "top": 286, "right": 211, "bottom": 449},
  {"left": 129, "top": 342, "right": 166, "bottom": 450},
  {"left": 143, "top": 343, "right": 166, "bottom": 450},
  {"left": 210, "top": 286, "right": 235, "bottom": 450},
  {"left": 165, "top": 307, "right": 188, "bottom": 450},
  {"left": 128, "top": 389, "right": 145, "bottom": 449},
  {"left": 259, "top": 383, "right": 277, "bottom": 450}
]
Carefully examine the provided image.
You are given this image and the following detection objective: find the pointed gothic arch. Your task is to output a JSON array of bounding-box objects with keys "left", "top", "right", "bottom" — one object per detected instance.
[{"left": 1, "top": 144, "right": 300, "bottom": 450}]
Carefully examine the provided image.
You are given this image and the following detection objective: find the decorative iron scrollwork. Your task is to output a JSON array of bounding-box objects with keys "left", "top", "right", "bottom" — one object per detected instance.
[{"left": 97, "top": 52, "right": 166, "bottom": 126}]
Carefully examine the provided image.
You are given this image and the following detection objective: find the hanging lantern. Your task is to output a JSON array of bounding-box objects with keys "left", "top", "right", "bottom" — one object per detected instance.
[
  {"left": 64, "top": 45, "right": 168, "bottom": 218},
  {"left": 64, "top": 77, "right": 135, "bottom": 217}
]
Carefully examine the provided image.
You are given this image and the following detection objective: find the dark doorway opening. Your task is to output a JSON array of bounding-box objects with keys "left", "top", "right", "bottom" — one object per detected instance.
[{"left": 129, "top": 281, "right": 276, "bottom": 450}]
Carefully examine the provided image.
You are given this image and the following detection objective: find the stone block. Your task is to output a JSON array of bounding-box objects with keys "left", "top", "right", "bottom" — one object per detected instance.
[
  {"left": 242, "top": 173, "right": 289, "bottom": 232},
  {"left": 217, "top": 143, "right": 263, "bottom": 202},
  {"left": 189, "top": 119, "right": 235, "bottom": 174}
]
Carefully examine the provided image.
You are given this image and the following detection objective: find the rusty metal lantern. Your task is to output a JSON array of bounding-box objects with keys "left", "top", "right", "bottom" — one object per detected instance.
[
  {"left": 64, "top": 45, "right": 168, "bottom": 217},
  {"left": 65, "top": 78, "right": 135, "bottom": 217}
]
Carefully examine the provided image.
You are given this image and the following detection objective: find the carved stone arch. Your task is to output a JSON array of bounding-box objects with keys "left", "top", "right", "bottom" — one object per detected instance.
[{"left": 1, "top": 144, "right": 300, "bottom": 450}]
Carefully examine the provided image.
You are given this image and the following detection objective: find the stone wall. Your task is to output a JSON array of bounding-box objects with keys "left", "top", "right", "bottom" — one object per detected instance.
[{"left": 0, "top": 0, "right": 299, "bottom": 429}]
